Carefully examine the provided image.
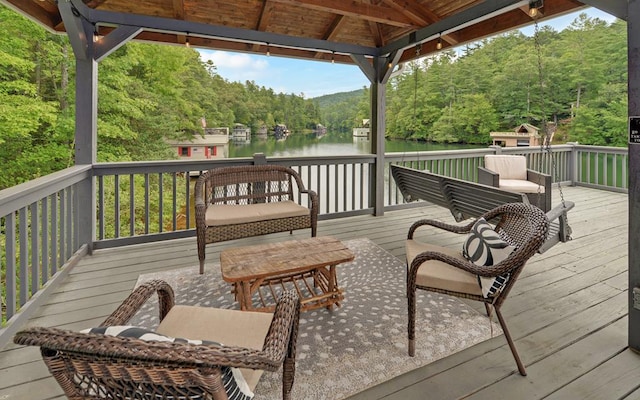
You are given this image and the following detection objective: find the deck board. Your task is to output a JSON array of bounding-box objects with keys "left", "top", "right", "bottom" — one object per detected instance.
[
  {"left": 544, "top": 349, "right": 640, "bottom": 400},
  {"left": 0, "top": 186, "right": 636, "bottom": 400}
]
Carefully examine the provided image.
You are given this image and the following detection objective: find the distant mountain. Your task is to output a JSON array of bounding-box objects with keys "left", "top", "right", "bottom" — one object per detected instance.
[
  {"left": 311, "top": 89, "right": 367, "bottom": 133},
  {"left": 312, "top": 89, "right": 365, "bottom": 108}
]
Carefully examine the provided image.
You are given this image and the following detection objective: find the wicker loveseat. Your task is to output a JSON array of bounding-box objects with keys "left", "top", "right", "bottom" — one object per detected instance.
[
  {"left": 14, "top": 280, "right": 301, "bottom": 400},
  {"left": 195, "top": 165, "right": 319, "bottom": 274}
]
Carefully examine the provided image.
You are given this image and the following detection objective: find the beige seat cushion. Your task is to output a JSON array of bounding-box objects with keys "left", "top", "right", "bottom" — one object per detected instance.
[
  {"left": 205, "top": 200, "right": 309, "bottom": 226},
  {"left": 157, "top": 305, "right": 274, "bottom": 391},
  {"left": 499, "top": 179, "right": 545, "bottom": 193},
  {"left": 484, "top": 155, "right": 527, "bottom": 180},
  {"left": 406, "top": 239, "right": 482, "bottom": 296}
]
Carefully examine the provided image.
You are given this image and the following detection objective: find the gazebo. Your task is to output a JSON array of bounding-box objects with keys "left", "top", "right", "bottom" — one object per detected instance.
[{"left": 1, "top": 0, "right": 638, "bottom": 360}]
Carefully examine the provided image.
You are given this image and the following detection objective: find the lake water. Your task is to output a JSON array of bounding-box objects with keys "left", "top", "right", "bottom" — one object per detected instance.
[{"left": 228, "top": 131, "right": 480, "bottom": 158}]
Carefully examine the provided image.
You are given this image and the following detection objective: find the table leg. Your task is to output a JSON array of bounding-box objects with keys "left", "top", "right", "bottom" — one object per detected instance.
[
  {"left": 327, "top": 264, "right": 336, "bottom": 310},
  {"left": 239, "top": 281, "right": 252, "bottom": 311}
]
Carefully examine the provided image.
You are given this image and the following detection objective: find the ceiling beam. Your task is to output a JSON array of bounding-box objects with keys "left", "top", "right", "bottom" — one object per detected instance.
[
  {"left": 251, "top": 0, "right": 274, "bottom": 51},
  {"left": 172, "top": 0, "right": 185, "bottom": 20},
  {"left": 2, "top": 0, "right": 62, "bottom": 32},
  {"left": 314, "top": 15, "right": 346, "bottom": 59},
  {"left": 578, "top": 0, "right": 627, "bottom": 21},
  {"left": 58, "top": 0, "right": 92, "bottom": 60},
  {"left": 255, "top": 0, "right": 274, "bottom": 31},
  {"left": 384, "top": 0, "right": 462, "bottom": 48},
  {"left": 352, "top": 54, "right": 375, "bottom": 83},
  {"left": 380, "top": 50, "right": 402, "bottom": 83},
  {"left": 368, "top": 21, "right": 384, "bottom": 47},
  {"left": 95, "top": 25, "right": 143, "bottom": 62},
  {"left": 269, "top": 0, "right": 416, "bottom": 28},
  {"left": 68, "top": 0, "right": 378, "bottom": 57},
  {"left": 380, "top": 0, "right": 528, "bottom": 57},
  {"left": 84, "top": 0, "right": 108, "bottom": 8}
]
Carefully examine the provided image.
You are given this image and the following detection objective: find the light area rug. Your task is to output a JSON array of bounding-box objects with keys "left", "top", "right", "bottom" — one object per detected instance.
[{"left": 133, "top": 238, "right": 501, "bottom": 400}]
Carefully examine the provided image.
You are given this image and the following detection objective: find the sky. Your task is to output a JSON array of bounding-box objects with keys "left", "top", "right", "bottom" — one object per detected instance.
[{"left": 197, "top": 7, "right": 618, "bottom": 99}]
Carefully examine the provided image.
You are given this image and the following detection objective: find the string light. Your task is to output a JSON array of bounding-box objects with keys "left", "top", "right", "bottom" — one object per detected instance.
[
  {"left": 529, "top": 0, "right": 543, "bottom": 18},
  {"left": 436, "top": 34, "right": 443, "bottom": 50},
  {"left": 93, "top": 25, "right": 101, "bottom": 43},
  {"left": 266, "top": 43, "right": 270, "bottom": 56},
  {"left": 185, "top": 33, "right": 190, "bottom": 48},
  {"left": 331, "top": 51, "right": 335, "bottom": 64}
]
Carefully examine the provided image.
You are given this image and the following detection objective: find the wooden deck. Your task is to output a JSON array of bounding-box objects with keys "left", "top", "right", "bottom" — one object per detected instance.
[{"left": 2, "top": 185, "right": 639, "bottom": 399}]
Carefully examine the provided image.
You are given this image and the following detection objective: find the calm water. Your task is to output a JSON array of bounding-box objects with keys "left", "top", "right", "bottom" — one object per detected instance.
[{"left": 228, "top": 131, "right": 480, "bottom": 158}]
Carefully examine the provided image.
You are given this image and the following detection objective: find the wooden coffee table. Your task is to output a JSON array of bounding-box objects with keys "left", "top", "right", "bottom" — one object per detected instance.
[{"left": 220, "top": 236, "right": 354, "bottom": 312}]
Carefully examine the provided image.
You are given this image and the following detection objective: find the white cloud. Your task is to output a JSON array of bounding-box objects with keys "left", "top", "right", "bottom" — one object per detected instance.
[{"left": 199, "top": 50, "right": 270, "bottom": 83}]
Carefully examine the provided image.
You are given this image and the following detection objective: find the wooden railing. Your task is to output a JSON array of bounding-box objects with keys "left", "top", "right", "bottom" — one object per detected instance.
[
  {"left": 572, "top": 145, "right": 628, "bottom": 192},
  {"left": 92, "top": 154, "right": 377, "bottom": 249},
  {"left": 0, "top": 144, "right": 628, "bottom": 346},
  {"left": 0, "top": 166, "right": 92, "bottom": 336}
]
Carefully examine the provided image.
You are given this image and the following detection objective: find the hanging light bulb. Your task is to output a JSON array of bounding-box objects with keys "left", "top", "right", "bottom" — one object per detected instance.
[
  {"left": 185, "top": 33, "right": 190, "bottom": 48},
  {"left": 93, "top": 25, "right": 101, "bottom": 43},
  {"left": 331, "top": 51, "right": 335, "bottom": 64},
  {"left": 436, "top": 34, "right": 443, "bottom": 50},
  {"left": 529, "top": 0, "right": 543, "bottom": 18},
  {"left": 266, "top": 43, "right": 270, "bottom": 56}
]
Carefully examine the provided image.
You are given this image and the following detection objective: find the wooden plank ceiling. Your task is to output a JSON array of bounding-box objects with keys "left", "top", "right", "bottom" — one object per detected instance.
[{"left": 4, "top": 0, "right": 590, "bottom": 64}]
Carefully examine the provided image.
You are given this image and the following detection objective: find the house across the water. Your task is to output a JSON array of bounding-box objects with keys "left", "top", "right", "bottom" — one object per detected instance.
[
  {"left": 232, "top": 123, "right": 251, "bottom": 143},
  {"left": 353, "top": 119, "right": 370, "bottom": 138},
  {"left": 273, "top": 124, "right": 290, "bottom": 141},
  {"left": 167, "top": 127, "right": 229, "bottom": 161},
  {"left": 314, "top": 123, "right": 327, "bottom": 138},
  {"left": 490, "top": 123, "right": 554, "bottom": 147},
  {"left": 256, "top": 124, "right": 268, "bottom": 140}
]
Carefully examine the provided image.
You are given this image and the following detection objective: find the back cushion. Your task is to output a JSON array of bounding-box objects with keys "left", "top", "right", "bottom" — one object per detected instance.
[{"left": 484, "top": 155, "right": 527, "bottom": 180}]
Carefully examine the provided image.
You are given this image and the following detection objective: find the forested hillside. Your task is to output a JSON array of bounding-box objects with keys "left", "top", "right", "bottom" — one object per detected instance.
[
  {"left": 0, "top": 6, "right": 322, "bottom": 190},
  {"left": 383, "top": 14, "right": 627, "bottom": 145},
  {"left": 313, "top": 89, "right": 366, "bottom": 133}
]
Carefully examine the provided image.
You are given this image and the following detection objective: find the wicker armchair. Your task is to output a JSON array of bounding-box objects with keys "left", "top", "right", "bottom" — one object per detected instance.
[
  {"left": 195, "top": 165, "right": 319, "bottom": 274},
  {"left": 406, "top": 203, "right": 549, "bottom": 376},
  {"left": 14, "top": 280, "right": 301, "bottom": 400}
]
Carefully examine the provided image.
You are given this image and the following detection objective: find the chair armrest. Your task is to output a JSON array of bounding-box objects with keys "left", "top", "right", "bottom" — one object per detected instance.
[
  {"left": 527, "top": 169, "right": 552, "bottom": 212},
  {"left": 478, "top": 166, "right": 499, "bottom": 187},
  {"left": 194, "top": 173, "right": 208, "bottom": 208},
  {"left": 546, "top": 200, "right": 574, "bottom": 221},
  {"left": 101, "top": 279, "right": 175, "bottom": 326},
  {"left": 407, "top": 218, "right": 476, "bottom": 239},
  {"left": 301, "top": 188, "right": 319, "bottom": 214},
  {"left": 260, "top": 289, "right": 301, "bottom": 367},
  {"left": 527, "top": 169, "right": 551, "bottom": 190},
  {"left": 285, "top": 167, "right": 318, "bottom": 209}
]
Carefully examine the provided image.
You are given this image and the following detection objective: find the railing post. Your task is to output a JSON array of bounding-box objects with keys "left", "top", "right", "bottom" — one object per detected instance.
[
  {"left": 77, "top": 175, "right": 95, "bottom": 253},
  {"left": 567, "top": 142, "right": 579, "bottom": 186},
  {"left": 253, "top": 153, "right": 267, "bottom": 165},
  {"left": 488, "top": 145, "right": 502, "bottom": 155}
]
